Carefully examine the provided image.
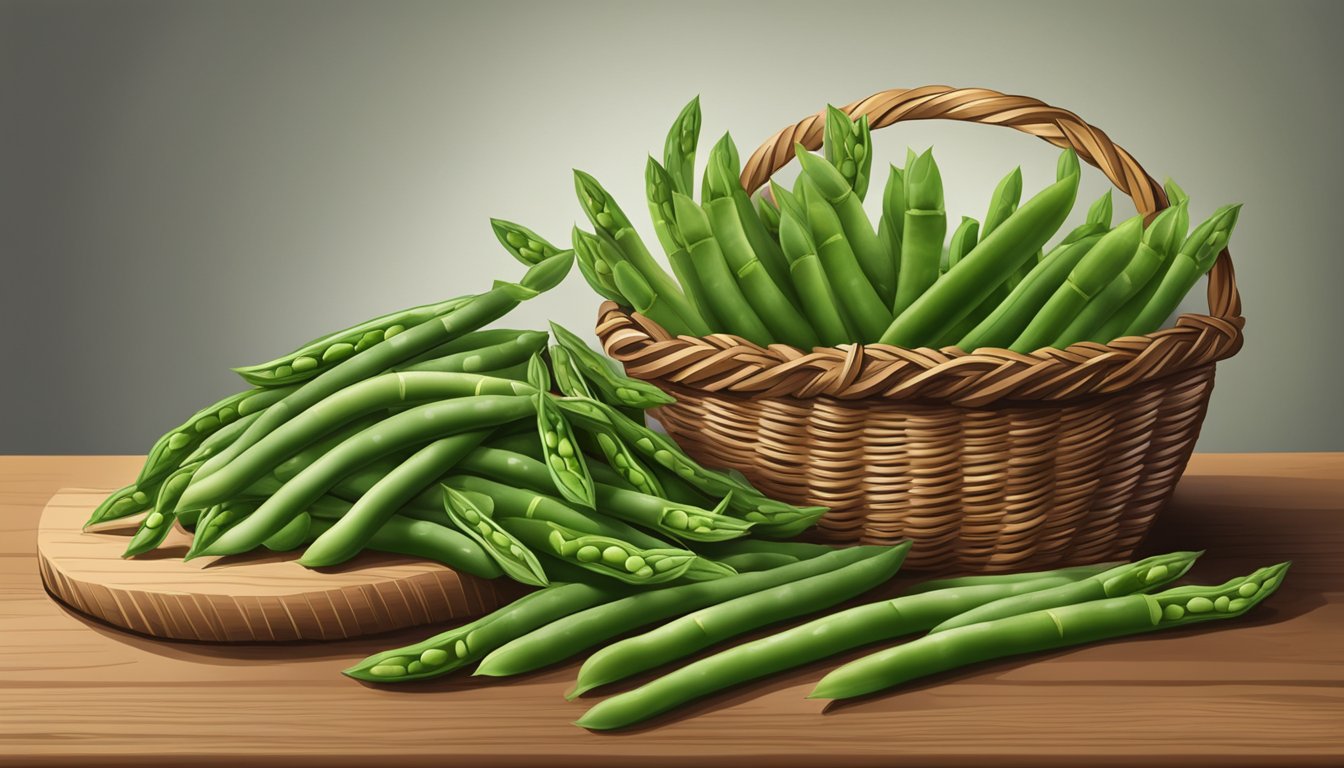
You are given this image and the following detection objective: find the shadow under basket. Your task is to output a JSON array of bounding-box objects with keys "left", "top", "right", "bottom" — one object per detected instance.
[{"left": 594, "top": 85, "right": 1246, "bottom": 573}]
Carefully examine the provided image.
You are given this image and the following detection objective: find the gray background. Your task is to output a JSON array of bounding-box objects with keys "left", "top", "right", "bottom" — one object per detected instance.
[{"left": 3, "top": 0, "right": 1340, "bottom": 454}]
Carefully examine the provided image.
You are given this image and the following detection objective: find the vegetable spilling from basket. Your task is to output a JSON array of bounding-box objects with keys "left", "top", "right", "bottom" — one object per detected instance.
[
  {"left": 82, "top": 94, "right": 1277, "bottom": 732},
  {"left": 562, "top": 97, "right": 1241, "bottom": 351}
]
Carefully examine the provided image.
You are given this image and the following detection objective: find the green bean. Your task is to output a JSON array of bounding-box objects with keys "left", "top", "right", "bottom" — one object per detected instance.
[
  {"left": 184, "top": 500, "right": 257, "bottom": 559},
  {"left": 890, "top": 148, "right": 948, "bottom": 318},
  {"left": 714, "top": 551, "right": 796, "bottom": 571},
  {"left": 262, "top": 511, "right": 311, "bottom": 551},
  {"left": 297, "top": 431, "right": 489, "bottom": 567},
  {"left": 880, "top": 152, "right": 1080, "bottom": 347},
  {"left": 944, "top": 216, "right": 979, "bottom": 274},
  {"left": 232, "top": 296, "right": 475, "bottom": 388},
  {"left": 137, "top": 386, "right": 294, "bottom": 488},
  {"left": 474, "top": 546, "right": 886, "bottom": 678},
  {"left": 906, "top": 561, "right": 1120, "bottom": 593},
  {"left": 490, "top": 219, "right": 562, "bottom": 267},
  {"left": 663, "top": 96, "right": 700, "bottom": 198},
  {"left": 554, "top": 397, "right": 827, "bottom": 537},
  {"left": 956, "top": 229, "right": 1106, "bottom": 350},
  {"left": 695, "top": 539, "right": 841, "bottom": 561},
  {"left": 548, "top": 322, "right": 675, "bottom": 410},
  {"left": 822, "top": 104, "right": 873, "bottom": 201},
  {"left": 1056, "top": 202, "right": 1188, "bottom": 346},
  {"left": 571, "top": 227, "right": 626, "bottom": 304},
  {"left": 645, "top": 156, "right": 721, "bottom": 329},
  {"left": 810, "top": 561, "right": 1290, "bottom": 701},
  {"left": 396, "top": 331, "right": 548, "bottom": 375},
  {"left": 799, "top": 175, "right": 892, "bottom": 341},
  {"left": 181, "top": 408, "right": 261, "bottom": 465},
  {"left": 122, "top": 461, "right": 204, "bottom": 557},
  {"left": 781, "top": 202, "right": 853, "bottom": 346},
  {"left": 1009, "top": 216, "right": 1144, "bottom": 352},
  {"left": 85, "top": 482, "right": 156, "bottom": 528},
  {"left": 179, "top": 373, "right": 535, "bottom": 513},
  {"left": 877, "top": 164, "right": 905, "bottom": 271},
  {"left": 194, "top": 394, "right": 536, "bottom": 558},
  {"left": 797, "top": 144, "right": 893, "bottom": 305},
  {"left": 575, "top": 565, "right": 1121, "bottom": 729},
  {"left": 348, "top": 581, "right": 631, "bottom": 683},
  {"left": 982, "top": 167, "right": 1023, "bottom": 239},
  {"left": 704, "top": 135, "right": 797, "bottom": 308},
  {"left": 571, "top": 542, "right": 910, "bottom": 699},
  {"left": 1124, "top": 204, "right": 1241, "bottom": 335},
  {"left": 1093, "top": 198, "right": 1196, "bottom": 341},
  {"left": 668, "top": 192, "right": 774, "bottom": 345},
  {"left": 535, "top": 387, "right": 596, "bottom": 508},
  {"left": 196, "top": 255, "right": 570, "bottom": 482},
  {"left": 298, "top": 497, "right": 503, "bottom": 576},
  {"left": 498, "top": 517, "right": 728, "bottom": 585},
  {"left": 394, "top": 328, "right": 540, "bottom": 370},
  {"left": 931, "top": 551, "right": 1200, "bottom": 632},
  {"left": 1088, "top": 189, "right": 1115, "bottom": 229},
  {"left": 574, "top": 170, "right": 708, "bottom": 335},
  {"left": 756, "top": 193, "right": 781, "bottom": 240},
  {"left": 610, "top": 261, "right": 696, "bottom": 337},
  {"left": 440, "top": 486, "right": 548, "bottom": 586},
  {"left": 443, "top": 474, "right": 673, "bottom": 550}
]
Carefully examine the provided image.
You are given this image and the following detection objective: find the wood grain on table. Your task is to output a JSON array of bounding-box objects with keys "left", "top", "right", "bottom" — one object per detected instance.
[{"left": 1, "top": 454, "right": 1341, "bottom": 767}]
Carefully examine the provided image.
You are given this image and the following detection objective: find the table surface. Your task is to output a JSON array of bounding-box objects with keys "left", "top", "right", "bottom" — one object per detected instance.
[{"left": 2, "top": 454, "right": 1341, "bottom": 767}]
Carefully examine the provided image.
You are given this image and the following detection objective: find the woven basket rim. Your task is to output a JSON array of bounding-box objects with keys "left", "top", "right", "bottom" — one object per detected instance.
[{"left": 596, "top": 303, "right": 1242, "bottom": 407}]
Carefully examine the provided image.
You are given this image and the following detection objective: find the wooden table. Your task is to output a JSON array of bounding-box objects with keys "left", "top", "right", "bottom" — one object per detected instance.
[{"left": 2, "top": 455, "right": 1340, "bottom": 767}]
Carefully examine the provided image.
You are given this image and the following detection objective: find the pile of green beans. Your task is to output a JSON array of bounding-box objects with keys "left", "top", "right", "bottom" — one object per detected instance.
[{"left": 564, "top": 97, "right": 1242, "bottom": 352}]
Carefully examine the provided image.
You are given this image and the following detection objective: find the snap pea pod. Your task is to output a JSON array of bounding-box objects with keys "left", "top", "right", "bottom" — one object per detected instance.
[
  {"left": 646, "top": 156, "right": 721, "bottom": 330},
  {"left": 663, "top": 96, "right": 701, "bottom": 198},
  {"left": 716, "top": 551, "right": 797, "bottom": 571},
  {"left": 184, "top": 500, "right": 257, "bottom": 559},
  {"left": 1056, "top": 202, "right": 1188, "bottom": 346},
  {"left": 703, "top": 141, "right": 815, "bottom": 346},
  {"left": 441, "top": 486, "right": 548, "bottom": 586},
  {"left": 534, "top": 385, "right": 596, "bottom": 509},
  {"left": 137, "top": 385, "right": 295, "bottom": 488},
  {"left": 574, "top": 170, "right": 708, "bottom": 335},
  {"left": 695, "top": 539, "right": 840, "bottom": 561},
  {"left": 266, "top": 414, "right": 385, "bottom": 487},
  {"left": 906, "top": 561, "right": 1119, "bottom": 593},
  {"left": 797, "top": 146, "right": 892, "bottom": 304},
  {"left": 393, "top": 328, "right": 538, "bottom": 370},
  {"left": 548, "top": 322, "right": 675, "bottom": 410},
  {"left": 671, "top": 191, "right": 773, "bottom": 345},
  {"left": 944, "top": 216, "right": 979, "bottom": 273},
  {"left": 704, "top": 134, "right": 799, "bottom": 310},
  {"left": 443, "top": 474, "right": 673, "bottom": 550},
  {"left": 574, "top": 565, "right": 1117, "bottom": 729},
  {"left": 196, "top": 253, "right": 570, "bottom": 482},
  {"left": 498, "top": 517, "right": 730, "bottom": 585},
  {"left": 822, "top": 104, "right": 873, "bottom": 201},
  {"left": 1124, "top": 204, "right": 1241, "bottom": 335},
  {"left": 956, "top": 229, "right": 1106, "bottom": 350},
  {"left": 931, "top": 551, "right": 1201, "bottom": 632},
  {"left": 571, "top": 227, "right": 626, "bottom": 304},
  {"left": 474, "top": 546, "right": 887, "bottom": 678},
  {"left": 122, "top": 461, "right": 203, "bottom": 557},
  {"left": 300, "top": 504, "right": 504, "bottom": 577},
  {"left": 877, "top": 164, "right": 906, "bottom": 269},
  {"left": 347, "top": 581, "right": 632, "bottom": 683},
  {"left": 1093, "top": 198, "right": 1199, "bottom": 341},
  {"left": 262, "top": 511, "right": 311, "bottom": 551},
  {"left": 756, "top": 193, "right": 781, "bottom": 240},
  {"left": 610, "top": 260, "right": 693, "bottom": 337},
  {"left": 181, "top": 408, "right": 261, "bottom": 465},
  {"left": 554, "top": 397, "right": 827, "bottom": 537},
  {"left": 892, "top": 149, "right": 947, "bottom": 318},
  {"left": 880, "top": 152, "right": 1080, "bottom": 347},
  {"left": 800, "top": 176, "right": 891, "bottom": 342},
  {"left": 1009, "top": 215, "right": 1145, "bottom": 352},
  {"left": 981, "top": 167, "right": 1030, "bottom": 289},
  {"left": 397, "top": 331, "right": 549, "bottom": 375},
  {"left": 776, "top": 181, "right": 854, "bottom": 345},
  {"left": 196, "top": 395, "right": 536, "bottom": 558},
  {"left": 179, "top": 373, "right": 536, "bottom": 513},
  {"left": 296, "top": 431, "right": 490, "bottom": 567},
  {"left": 85, "top": 482, "right": 156, "bottom": 528},
  {"left": 490, "top": 219, "right": 562, "bottom": 267},
  {"left": 570, "top": 542, "right": 911, "bottom": 698},
  {"left": 232, "top": 295, "right": 475, "bottom": 388},
  {"left": 810, "top": 562, "right": 1290, "bottom": 701},
  {"left": 1087, "top": 189, "right": 1115, "bottom": 229}
]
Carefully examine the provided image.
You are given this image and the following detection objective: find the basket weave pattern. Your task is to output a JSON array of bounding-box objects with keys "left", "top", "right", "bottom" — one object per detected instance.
[{"left": 595, "top": 86, "right": 1245, "bottom": 572}]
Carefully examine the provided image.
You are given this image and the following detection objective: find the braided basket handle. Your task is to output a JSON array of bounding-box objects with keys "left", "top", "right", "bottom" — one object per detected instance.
[{"left": 740, "top": 85, "right": 1242, "bottom": 321}]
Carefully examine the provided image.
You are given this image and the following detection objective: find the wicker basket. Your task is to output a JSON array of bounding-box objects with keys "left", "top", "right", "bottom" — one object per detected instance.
[{"left": 594, "top": 85, "right": 1245, "bottom": 573}]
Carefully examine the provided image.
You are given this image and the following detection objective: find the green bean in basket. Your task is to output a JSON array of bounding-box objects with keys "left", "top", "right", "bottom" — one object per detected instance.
[
  {"left": 797, "top": 141, "right": 892, "bottom": 305},
  {"left": 671, "top": 191, "right": 774, "bottom": 345},
  {"left": 662, "top": 95, "right": 700, "bottom": 198},
  {"left": 892, "top": 148, "right": 948, "bottom": 317},
  {"left": 574, "top": 561, "right": 1109, "bottom": 730},
  {"left": 548, "top": 322, "right": 674, "bottom": 411},
  {"left": 646, "top": 156, "right": 721, "bottom": 331},
  {"left": 822, "top": 104, "right": 873, "bottom": 202},
  {"left": 799, "top": 167, "right": 892, "bottom": 342},
  {"left": 810, "top": 562, "right": 1290, "bottom": 701},
  {"left": 1124, "top": 203, "right": 1241, "bottom": 336},
  {"left": 474, "top": 546, "right": 889, "bottom": 678},
  {"left": 568, "top": 542, "right": 912, "bottom": 699}
]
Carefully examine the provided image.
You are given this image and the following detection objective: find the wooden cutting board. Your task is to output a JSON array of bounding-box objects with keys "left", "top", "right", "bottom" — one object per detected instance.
[{"left": 37, "top": 489, "right": 524, "bottom": 642}]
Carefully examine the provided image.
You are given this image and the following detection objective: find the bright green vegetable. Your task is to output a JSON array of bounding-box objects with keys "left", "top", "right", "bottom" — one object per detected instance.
[
  {"left": 490, "top": 219, "right": 562, "bottom": 267},
  {"left": 877, "top": 164, "right": 905, "bottom": 269},
  {"left": 548, "top": 322, "right": 674, "bottom": 410},
  {"left": 756, "top": 194, "right": 781, "bottom": 240},
  {"left": 474, "top": 546, "right": 888, "bottom": 678},
  {"left": 571, "top": 227, "right": 625, "bottom": 304},
  {"left": 799, "top": 174, "right": 891, "bottom": 341},
  {"left": 533, "top": 385, "right": 595, "bottom": 509},
  {"left": 136, "top": 386, "right": 293, "bottom": 488},
  {"left": 879, "top": 152, "right": 1080, "bottom": 347},
  {"left": 822, "top": 105, "right": 873, "bottom": 201},
  {"left": 797, "top": 145, "right": 892, "bottom": 304},
  {"left": 498, "top": 517, "right": 730, "bottom": 585},
  {"left": 1009, "top": 215, "right": 1144, "bottom": 352},
  {"left": 945, "top": 216, "right": 979, "bottom": 273},
  {"left": 1124, "top": 204, "right": 1241, "bottom": 335},
  {"left": 574, "top": 563, "right": 1104, "bottom": 730},
  {"left": 122, "top": 461, "right": 203, "bottom": 557},
  {"left": 892, "top": 149, "right": 947, "bottom": 317},
  {"left": 570, "top": 542, "right": 910, "bottom": 698},
  {"left": 646, "top": 156, "right": 720, "bottom": 329},
  {"left": 703, "top": 134, "right": 797, "bottom": 308},
  {"left": 906, "top": 561, "right": 1119, "bottom": 592},
  {"left": 441, "top": 486, "right": 548, "bottom": 586},
  {"left": 663, "top": 96, "right": 701, "bottom": 198},
  {"left": 810, "top": 562, "right": 1290, "bottom": 701},
  {"left": 611, "top": 260, "right": 695, "bottom": 337},
  {"left": 397, "top": 331, "right": 548, "bottom": 375},
  {"left": 670, "top": 192, "right": 773, "bottom": 345}
]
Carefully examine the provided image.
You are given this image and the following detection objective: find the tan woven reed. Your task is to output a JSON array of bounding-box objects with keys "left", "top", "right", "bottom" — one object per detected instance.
[{"left": 594, "top": 86, "right": 1245, "bottom": 572}]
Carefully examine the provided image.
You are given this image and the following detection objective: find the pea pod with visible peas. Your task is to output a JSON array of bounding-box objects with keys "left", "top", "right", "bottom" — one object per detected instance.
[
  {"left": 497, "top": 517, "right": 731, "bottom": 585},
  {"left": 548, "top": 322, "right": 674, "bottom": 410},
  {"left": 490, "top": 219, "right": 562, "bottom": 267},
  {"left": 441, "top": 486, "right": 548, "bottom": 586}
]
